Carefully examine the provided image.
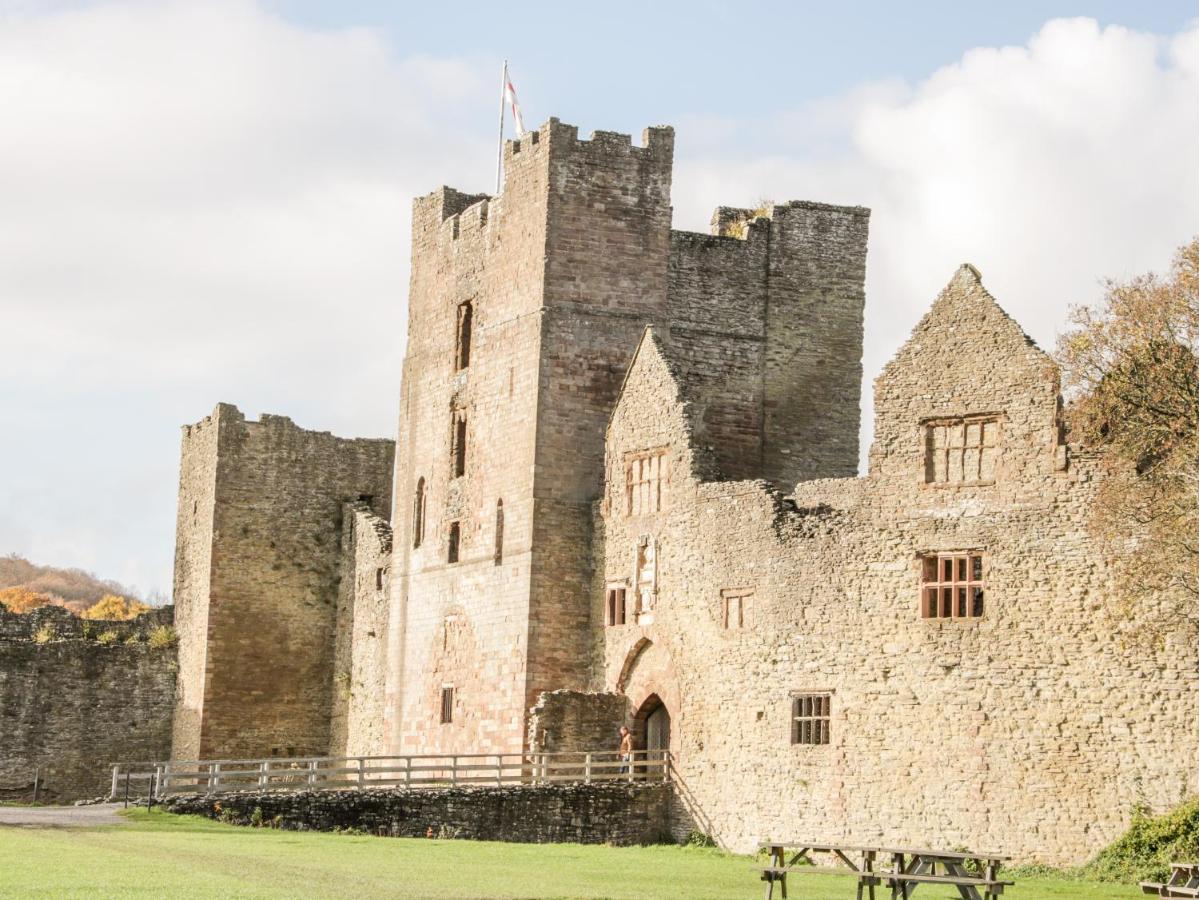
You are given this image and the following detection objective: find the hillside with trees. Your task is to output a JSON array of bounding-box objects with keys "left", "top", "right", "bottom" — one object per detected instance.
[{"left": 0, "top": 554, "right": 153, "bottom": 618}]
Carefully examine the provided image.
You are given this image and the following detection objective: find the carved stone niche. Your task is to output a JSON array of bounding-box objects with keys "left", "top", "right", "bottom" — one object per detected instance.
[{"left": 633, "top": 534, "right": 658, "bottom": 624}]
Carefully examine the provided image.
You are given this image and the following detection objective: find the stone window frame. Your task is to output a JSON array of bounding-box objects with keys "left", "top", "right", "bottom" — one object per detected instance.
[
  {"left": 447, "top": 521, "right": 461, "bottom": 564},
  {"left": 921, "top": 413, "right": 1002, "bottom": 487},
  {"left": 720, "top": 588, "right": 753, "bottom": 629},
  {"left": 624, "top": 447, "right": 669, "bottom": 517},
  {"left": 920, "top": 551, "right": 985, "bottom": 620},
  {"left": 790, "top": 691, "right": 831, "bottom": 746},
  {"left": 439, "top": 685, "right": 454, "bottom": 724},
  {"left": 605, "top": 582, "right": 628, "bottom": 626}
]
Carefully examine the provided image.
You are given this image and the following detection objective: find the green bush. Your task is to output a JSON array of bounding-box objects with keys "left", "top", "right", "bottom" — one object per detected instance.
[
  {"left": 684, "top": 830, "right": 716, "bottom": 848},
  {"left": 33, "top": 624, "right": 56, "bottom": 644},
  {"left": 1083, "top": 798, "right": 1199, "bottom": 883},
  {"left": 147, "top": 625, "right": 177, "bottom": 648},
  {"left": 96, "top": 630, "right": 119, "bottom": 645},
  {"left": 250, "top": 807, "right": 264, "bottom": 828}
]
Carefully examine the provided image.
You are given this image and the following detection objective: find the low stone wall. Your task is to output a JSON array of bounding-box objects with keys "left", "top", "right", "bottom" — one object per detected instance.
[
  {"left": 164, "top": 783, "right": 674, "bottom": 845},
  {"left": 0, "top": 605, "right": 176, "bottom": 802}
]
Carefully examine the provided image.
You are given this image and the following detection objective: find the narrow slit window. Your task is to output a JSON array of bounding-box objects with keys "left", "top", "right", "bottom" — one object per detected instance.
[
  {"left": 451, "top": 412, "right": 467, "bottom": 478},
  {"left": 455, "top": 302, "right": 473, "bottom": 370},
  {"left": 447, "top": 522, "right": 460, "bottom": 564},
  {"left": 791, "top": 694, "right": 831, "bottom": 745},
  {"left": 412, "top": 477, "right": 426, "bottom": 549},
  {"left": 440, "top": 686, "right": 454, "bottom": 724},
  {"left": 494, "top": 499, "right": 504, "bottom": 566},
  {"left": 921, "top": 552, "right": 985, "bottom": 619}
]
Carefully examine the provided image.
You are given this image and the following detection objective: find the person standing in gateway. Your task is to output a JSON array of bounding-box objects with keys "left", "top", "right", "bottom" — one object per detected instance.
[{"left": 618, "top": 726, "right": 633, "bottom": 777}]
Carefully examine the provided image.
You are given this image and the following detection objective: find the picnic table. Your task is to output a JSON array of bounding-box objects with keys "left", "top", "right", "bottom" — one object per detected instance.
[
  {"left": 1142, "top": 863, "right": 1199, "bottom": 897},
  {"left": 759, "top": 841, "right": 1013, "bottom": 900}
]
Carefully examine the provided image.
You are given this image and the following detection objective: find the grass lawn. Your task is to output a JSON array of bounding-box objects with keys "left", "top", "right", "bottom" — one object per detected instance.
[{"left": 0, "top": 808, "right": 1144, "bottom": 899}]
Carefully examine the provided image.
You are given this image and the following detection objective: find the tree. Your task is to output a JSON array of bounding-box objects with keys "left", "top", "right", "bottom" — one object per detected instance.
[
  {"left": 1057, "top": 236, "right": 1199, "bottom": 598},
  {"left": 82, "top": 594, "right": 150, "bottom": 621},
  {"left": 0, "top": 586, "right": 56, "bottom": 614}
]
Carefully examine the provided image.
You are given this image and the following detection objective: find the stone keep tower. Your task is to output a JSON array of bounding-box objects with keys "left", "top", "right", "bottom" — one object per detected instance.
[{"left": 386, "top": 119, "right": 870, "bottom": 756}]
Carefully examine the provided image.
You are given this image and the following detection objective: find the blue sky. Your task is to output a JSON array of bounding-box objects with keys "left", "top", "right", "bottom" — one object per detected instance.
[{"left": 1, "top": 1, "right": 1198, "bottom": 599}]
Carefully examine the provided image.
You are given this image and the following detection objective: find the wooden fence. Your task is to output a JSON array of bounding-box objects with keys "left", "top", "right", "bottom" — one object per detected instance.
[{"left": 110, "top": 749, "right": 672, "bottom": 799}]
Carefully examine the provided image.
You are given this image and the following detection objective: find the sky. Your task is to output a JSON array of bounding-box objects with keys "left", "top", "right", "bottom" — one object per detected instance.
[{"left": 2, "top": 1, "right": 1198, "bottom": 599}]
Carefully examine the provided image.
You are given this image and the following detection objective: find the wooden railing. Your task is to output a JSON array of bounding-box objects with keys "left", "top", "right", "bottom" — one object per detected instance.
[{"left": 110, "top": 749, "right": 672, "bottom": 799}]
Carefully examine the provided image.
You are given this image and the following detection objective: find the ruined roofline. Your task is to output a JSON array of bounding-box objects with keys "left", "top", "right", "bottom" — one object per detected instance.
[{"left": 182, "top": 402, "right": 392, "bottom": 446}]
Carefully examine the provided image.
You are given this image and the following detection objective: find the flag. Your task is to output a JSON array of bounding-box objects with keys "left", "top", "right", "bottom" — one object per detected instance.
[{"left": 503, "top": 64, "right": 526, "bottom": 137}]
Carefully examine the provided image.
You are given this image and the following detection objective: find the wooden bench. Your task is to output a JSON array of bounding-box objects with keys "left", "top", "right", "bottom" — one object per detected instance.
[
  {"left": 879, "top": 847, "right": 1013, "bottom": 900},
  {"left": 759, "top": 843, "right": 883, "bottom": 900},
  {"left": 759, "top": 841, "right": 1013, "bottom": 900},
  {"left": 1142, "top": 863, "right": 1199, "bottom": 897}
]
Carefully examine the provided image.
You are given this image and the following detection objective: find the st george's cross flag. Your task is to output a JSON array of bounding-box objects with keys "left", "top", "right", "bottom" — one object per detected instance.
[{"left": 503, "top": 63, "right": 526, "bottom": 137}]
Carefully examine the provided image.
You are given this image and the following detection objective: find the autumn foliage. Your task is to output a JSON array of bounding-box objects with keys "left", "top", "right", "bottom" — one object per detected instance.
[
  {"left": 82, "top": 594, "right": 150, "bottom": 621},
  {"left": 1057, "top": 236, "right": 1199, "bottom": 599}
]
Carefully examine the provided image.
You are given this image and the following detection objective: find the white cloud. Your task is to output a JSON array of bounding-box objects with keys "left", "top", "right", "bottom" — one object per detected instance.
[
  {"left": 672, "top": 17, "right": 1199, "bottom": 462},
  {"left": 0, "top": 0, "right": 493, "bottom": 594}
]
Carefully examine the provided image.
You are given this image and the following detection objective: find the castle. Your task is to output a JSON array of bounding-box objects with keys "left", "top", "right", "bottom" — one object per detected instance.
[{"left": 170, "top": 118, "right": 1199, "bottom": 864}]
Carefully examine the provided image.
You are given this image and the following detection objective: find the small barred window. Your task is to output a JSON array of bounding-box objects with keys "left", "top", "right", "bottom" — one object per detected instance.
[
  {"left": 440, "top": 686, "right": 454, "bottom": 724},
  {"left": 921, "top": 553, "right": 985, "bottom": 619},
  {"left": 791, "top": 694, "right": 830, "bottom": 745}
]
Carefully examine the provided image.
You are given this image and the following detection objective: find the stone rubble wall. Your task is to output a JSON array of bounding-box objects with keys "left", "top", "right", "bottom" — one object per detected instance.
[
  {"left": 0, "top": 606, "right": 176, "bottom": 802},
  {"left": 164, "top": 783, "right": 673, "bottom": 845}
]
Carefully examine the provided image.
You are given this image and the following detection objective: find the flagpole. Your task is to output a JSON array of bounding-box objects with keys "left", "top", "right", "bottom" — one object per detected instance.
[{"left": 496, "top": 60, "right": 507, "bottom": 194}]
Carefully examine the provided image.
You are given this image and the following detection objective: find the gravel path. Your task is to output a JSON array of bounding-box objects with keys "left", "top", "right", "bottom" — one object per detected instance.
[{"left": 0, "top": 803, "right": 129, "bottom": 827}]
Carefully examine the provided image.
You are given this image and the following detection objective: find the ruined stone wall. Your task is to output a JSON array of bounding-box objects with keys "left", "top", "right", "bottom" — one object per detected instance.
[
  {"left": 173, "top": 405, "right": 394, "bottom": 761},
  {"left": 0, "top": 606, "right": 176, "bottom": 801},
  {"left": 329, "top": 503, "right": 392, "bottom": 758},
  {"left": 165, "top": 782, "right": 673, "bottom": 845},
  {"left": 591, "top": 269, "right": 1199, "bottom": 865}
]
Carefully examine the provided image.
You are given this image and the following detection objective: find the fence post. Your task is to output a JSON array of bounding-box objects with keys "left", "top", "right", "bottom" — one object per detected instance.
[
  {"left": 356, "top": 758, "right": 364, "bottom": 789},
  {"left": 404, "top": 756, "right": 412, "bottom": 787},
  {"left": 584, "top": 753, "right": 592, "bottom": 784},
  {"left": 259, "top": 761, "right": 268, "bottom": 789},
  {"left": 161, "top": 763, "right": 171, "bottom": 797},
  {"left": 450, "top": 756, "right": 457, "bottom": 787},
  {"left": 495, "top": 755, "right": 502, "bottom": 787},
  {"left": 32, "top": 767, "right": 40, "bottom": 804},
  {"left": 111, "top": 765, "right": 120, "bottom": 800},
  {"left": 124, "top": 771, "right": 131, "bottom": 808},
  {"left": 307, "top": 760, "right": 317, "bottom": 787},
  {"left": 210, "top": 762, "right": 221, "bottom": 793}
]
